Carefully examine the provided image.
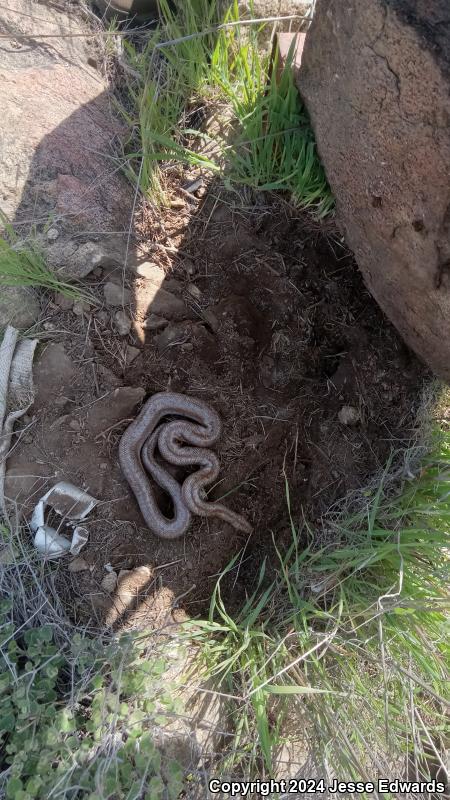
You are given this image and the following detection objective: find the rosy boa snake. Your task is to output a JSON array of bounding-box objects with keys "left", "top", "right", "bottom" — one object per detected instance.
[{"left": 119, "top": 392, "right": 252, "bottom": 539}]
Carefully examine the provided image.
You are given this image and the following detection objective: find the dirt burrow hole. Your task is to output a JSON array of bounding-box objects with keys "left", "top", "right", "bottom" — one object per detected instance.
[{"left": 7, "top": 187, "right": 427, "bottom": 627}]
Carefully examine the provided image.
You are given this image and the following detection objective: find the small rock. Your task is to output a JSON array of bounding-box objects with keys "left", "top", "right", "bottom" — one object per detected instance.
[
  {"left": 69, "top": 419, "right": 80, "bottom": 431},
  {"left": 46, "top": 240, "right": 125, "bottom": 281},
  {"left": 100, "top": 462, "right": 108, "bottom": 470},
  {"left": 95, "top": 310, "right": 108, "bottom": 327},
  {"left": 114, "top": 309, "right": 132, "bottom": 336},
  {"left": 338, "top": 405, "right": 360, "bottom": 426},
  {"left": 68, "top": 557, "right": 89, "bottom": 573},
  {"left": 181, "top": 342, "right": 194, "bottom": 352},
  {"left": 0, "top": 286, "right": 40, "bottom": 330},
  {"left": 101, "top": 571, "right": 118, "bottom": 592},
  {"left": 172, "top": 608, "right": 190, "bottom": 624},
  {"left": 142, "top": 314, "right": 168, "bottom": 331},
  {"left": 106, "top": 272, "right": 125, "bottom": 288},
  {"left": 126, "top": 345, "right": 140, "bottom": 364},
  {"left": 136, "top": 283, "right": 187, "bottom": 321},
  {"left": 54, "top": 292, "right": 74, "bottom": 311},
  {"left": 46, "top": 227, "right": 59, "bottom": 241},
  {"left": 187, "top": 283, "right": 202, "bottom": 300},
  {"left": 155, "top": 322, "right": 189, "bottom": 353},
  {"left": 164, "top": 278, "right": 182, "bottom": 293},
  {"left": 133, "top": 261, "right": 165, "bottom": 282},
  {"left": 104, "top": 282, "right": 131, "bottom": 307},
  {"left": 43, "top": 322, "right": 56, "bottom": 331},
  {"left": 73, "top": 300, "right": 91, "bottom": 316}
]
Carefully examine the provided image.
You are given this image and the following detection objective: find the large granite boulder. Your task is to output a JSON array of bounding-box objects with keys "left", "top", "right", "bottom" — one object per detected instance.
[
  {"left": 0, "top": 0, "right": 133, "bottom": 237},
  {"left": 299, "top": 0, "right": 450, "bottom": 379}
]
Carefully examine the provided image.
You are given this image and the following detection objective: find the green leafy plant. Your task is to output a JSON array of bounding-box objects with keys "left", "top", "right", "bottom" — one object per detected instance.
[{"left": 0, "top": 540, "right": 185, "bottom": 799}]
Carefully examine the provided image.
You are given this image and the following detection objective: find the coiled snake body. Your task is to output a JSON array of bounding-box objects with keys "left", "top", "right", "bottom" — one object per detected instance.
[{"left": 119, "top": 392, "right": 252, "bottom": 539}]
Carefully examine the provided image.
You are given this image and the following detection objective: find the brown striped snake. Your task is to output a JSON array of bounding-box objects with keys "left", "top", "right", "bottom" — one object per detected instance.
[{"left": 119, "top": 392, "right": 252, "bottom": 539}]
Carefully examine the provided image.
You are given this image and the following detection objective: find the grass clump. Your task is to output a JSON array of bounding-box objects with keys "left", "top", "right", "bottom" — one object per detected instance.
[
  {"left": 0, "top": 526, "right": 185, "bottom": 800},
  {"left": 119, "top": 1, "right": 334, "bottom": 215},
  {"left": 0, "top": 216, "right": 94, "bottom": 305},
  {"left": 191, "top": 416, "right": 449, "bottom": 787}
]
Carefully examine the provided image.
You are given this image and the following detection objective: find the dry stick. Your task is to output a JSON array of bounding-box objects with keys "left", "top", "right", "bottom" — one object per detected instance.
[{"left": 0, "top": 14, "right": 309, "bottom": 41}]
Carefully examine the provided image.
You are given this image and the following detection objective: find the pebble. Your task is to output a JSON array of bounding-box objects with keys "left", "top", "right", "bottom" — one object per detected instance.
[
  {"left": 43, "top": 322, "right": 56, "bottom": 331},
  {"left": 95, "top": 310, "right": 108, "bottom": 327},
  {"left": 126, "top": 345, "right": 140, "bottom": 364},
  {"left": 54, "top": 292, "right": 74, "bottom": 311},
  {"left": 103, "top": 282, "right": 131, "bottom": 307},
  {"left": 69, "top": 419, "right": 80, "bottom": 431},
  {"left": 101, "top": 572, "right": 118, "bottom": 593},
  {"left": 155, "top": 322, "right": 187, "bottom": 353},
  {"left": 46, "top": 227, "right": 59, "bottom": 242},
  {"left": 73, "top": 300, "right": 91, "bottom": 316},
  {"left": 68, "top": 557, "right": 89, "bottom": 573},
  {"left": 114, "top": 309, "right": 132, "bottom": 336},
  {"left": 142, "top": 313, "right": 168, "bottom": 331},
  {"left": 141, "top": 287, "right": 187, "bottom": 320},
  {"left": 164, "top": 278, "right": 182, "bottom": 293},
  {"left": 338, "top": 405, "right": 360, "bottom": 426}
]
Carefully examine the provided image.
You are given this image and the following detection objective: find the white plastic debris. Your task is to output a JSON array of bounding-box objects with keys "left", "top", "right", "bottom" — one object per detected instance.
[
  {"left": 30, "top": 482, "right": 98, "bottom": 559},
  {"left": 71, "top": 526, "right": 90, "bottom": 555},
  {"left": 34, "top": 526, "right": 72, "bottom": 558}
]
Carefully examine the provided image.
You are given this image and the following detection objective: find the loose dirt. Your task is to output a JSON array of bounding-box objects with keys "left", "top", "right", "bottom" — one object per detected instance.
[{"left": 5, "top": 185, "right": 428, "bottom": 626}]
